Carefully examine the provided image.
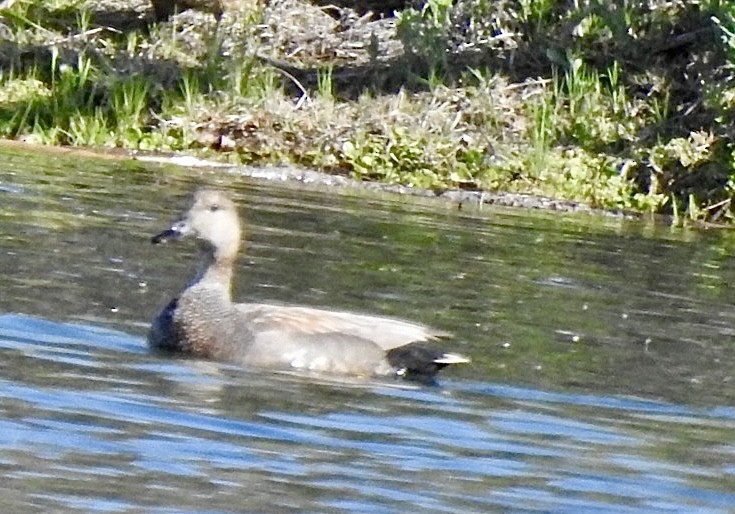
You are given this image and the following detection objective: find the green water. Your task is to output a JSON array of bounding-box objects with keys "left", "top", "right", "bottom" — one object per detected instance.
[
  {"left": 2, "top": 146, "right": 734, "bottom": 403},
  {"left": 2, "top": 146, "right": 735, "bottom": 511}
]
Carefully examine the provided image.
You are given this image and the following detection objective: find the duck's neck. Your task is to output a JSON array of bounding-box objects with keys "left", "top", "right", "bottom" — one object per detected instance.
[{"left": 190, "top": 250, "right": 236, "bottom": 299}]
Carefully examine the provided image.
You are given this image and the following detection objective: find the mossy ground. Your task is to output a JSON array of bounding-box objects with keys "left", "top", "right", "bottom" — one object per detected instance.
[{"left": 1, "top": 0, "right": 734, "bottom": 222}]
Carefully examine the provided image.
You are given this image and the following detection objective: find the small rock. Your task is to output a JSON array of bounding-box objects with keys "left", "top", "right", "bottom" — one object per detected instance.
[
  {"left": 218, "top": 134, "right": 237, "bottom": 151},
  {"left": 150, "top": 0, "right": 224, "bottom": 20}
]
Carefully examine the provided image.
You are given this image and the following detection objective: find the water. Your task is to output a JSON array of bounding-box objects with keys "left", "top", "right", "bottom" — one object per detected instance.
[{"left": 1, "top": 146, "right": 735, "bottom": 512}]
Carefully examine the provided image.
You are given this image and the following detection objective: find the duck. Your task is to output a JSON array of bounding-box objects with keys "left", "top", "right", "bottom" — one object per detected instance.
[{"left": 148, "top": 188, "right": 469, "bottom": 382}]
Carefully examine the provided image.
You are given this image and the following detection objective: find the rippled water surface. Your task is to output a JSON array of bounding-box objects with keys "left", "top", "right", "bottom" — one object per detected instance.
[{"left": 2, "top": 146, "right": 735, "bottom": 512}]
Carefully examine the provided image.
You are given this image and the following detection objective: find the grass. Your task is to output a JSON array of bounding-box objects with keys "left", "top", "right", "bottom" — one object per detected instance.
[{"left": 0, "top": 0, "right": 733, "bottom": 221}]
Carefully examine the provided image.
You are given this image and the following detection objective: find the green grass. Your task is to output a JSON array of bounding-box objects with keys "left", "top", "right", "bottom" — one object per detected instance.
[{"left": 0, "top": 0, "right": 733, "bottom": 221}]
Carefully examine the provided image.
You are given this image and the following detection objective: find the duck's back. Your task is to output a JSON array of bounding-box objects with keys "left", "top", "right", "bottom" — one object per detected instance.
[
  {"left": 237, "top": 304, "right": 443, "bottom": 348},
  {"left": 234, "top": 303, "right": 444, "bottom": 375}
]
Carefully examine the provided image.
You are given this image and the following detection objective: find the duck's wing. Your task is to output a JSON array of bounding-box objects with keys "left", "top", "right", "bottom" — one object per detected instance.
[{"left": 234, "top": 303, "right": 448, "bottom": 352}]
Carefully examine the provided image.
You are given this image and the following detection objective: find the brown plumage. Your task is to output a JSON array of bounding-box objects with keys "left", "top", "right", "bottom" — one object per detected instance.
[{"left": 149, "top": 189, "right": 469, "bottom": 381}]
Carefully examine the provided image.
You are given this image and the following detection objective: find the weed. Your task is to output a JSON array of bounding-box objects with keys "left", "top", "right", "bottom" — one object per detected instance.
[
  {"left": 65, "top": 109, "right": 109, "bottom": 146},
  {"left": 396, "top": 0, "right": 453, "bottom": 76},
  {"left": 111, "top": 76, "right": 151, "bottom": 145},
  {"left": 178, "top": 71, "right": 201, "bottom": 117},
  {"left": 316, "top": 66, "right": 334, "bottom": 102},
  {"left": 519, "top": 0, "right": 556, "bottom": 30}
]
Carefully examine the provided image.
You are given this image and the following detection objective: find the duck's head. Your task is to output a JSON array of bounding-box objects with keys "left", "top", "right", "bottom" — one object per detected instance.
[{"left": 152, "top": 189, "right": 242, "bottom": 260}]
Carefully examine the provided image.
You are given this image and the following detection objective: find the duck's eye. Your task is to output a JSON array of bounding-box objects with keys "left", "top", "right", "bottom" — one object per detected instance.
[{"left": 209, "top": 204, "right": 220, "bottom": 212}]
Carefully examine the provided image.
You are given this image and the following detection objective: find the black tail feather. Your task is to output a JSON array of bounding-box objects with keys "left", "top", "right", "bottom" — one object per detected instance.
[{"left": 386, "top": 344, "right": 469, "bottom": 384}]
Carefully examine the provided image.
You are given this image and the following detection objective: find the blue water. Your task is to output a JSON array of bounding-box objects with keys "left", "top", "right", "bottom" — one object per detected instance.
[
  {"left": 1, "top": 148, "right": 735, "bottom": 512},
  {"left": 2, "top": 314, "right": 735, "bottom": 512}
]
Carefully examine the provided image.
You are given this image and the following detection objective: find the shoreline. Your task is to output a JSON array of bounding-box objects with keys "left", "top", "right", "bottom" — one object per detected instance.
[
  {"left": 0, "top": 2, "right": 731, "bottom": 222},
  {"left": 0, "top": 138, "right": 635, "bottom": 218}
]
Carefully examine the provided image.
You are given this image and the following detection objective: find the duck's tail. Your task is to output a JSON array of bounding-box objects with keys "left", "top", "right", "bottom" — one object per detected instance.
[{"left": 386, "top": 344, "right": 470, "bottom": 384}]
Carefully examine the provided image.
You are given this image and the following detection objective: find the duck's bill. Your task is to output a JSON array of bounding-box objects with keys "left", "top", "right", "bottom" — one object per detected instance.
[
  {"left": 151, "top": 220, "right": 189, "bottom": 244},
  {"left": 151, "top": 228, "right": 179, "bottom": 244}
]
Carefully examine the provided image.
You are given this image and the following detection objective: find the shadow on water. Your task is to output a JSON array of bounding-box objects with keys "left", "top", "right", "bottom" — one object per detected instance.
[{"left": 1, "top": 146, "right": 735, "bottom": 511}]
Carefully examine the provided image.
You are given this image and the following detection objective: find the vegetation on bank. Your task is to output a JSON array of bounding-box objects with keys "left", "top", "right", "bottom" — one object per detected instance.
[{"left": 0, "top": 0, "right": 734, "bottom": 221}]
